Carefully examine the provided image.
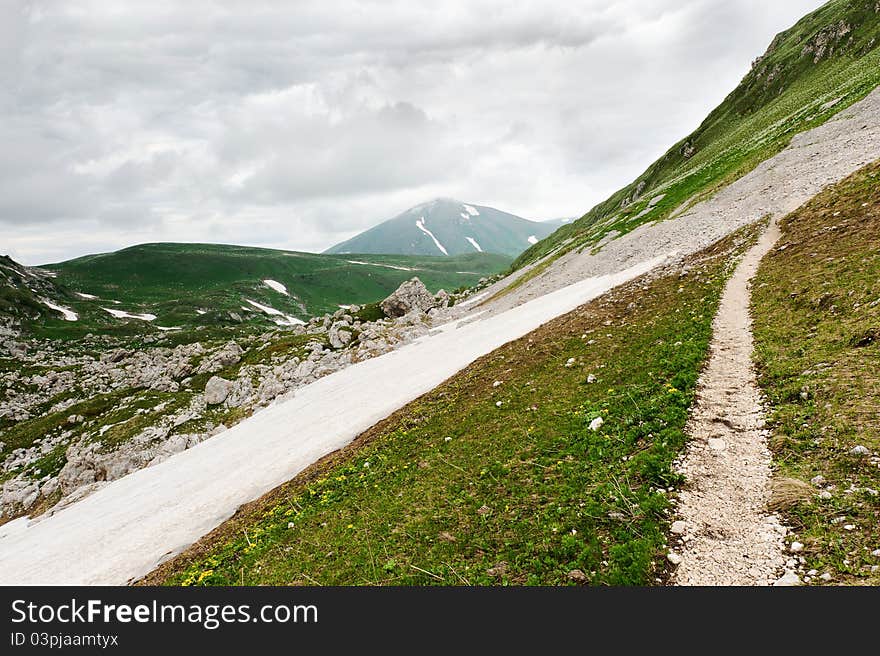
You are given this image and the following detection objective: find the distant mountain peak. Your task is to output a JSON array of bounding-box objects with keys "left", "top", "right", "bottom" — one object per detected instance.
[{"left": 325, "top": 199, "right": 557, "bottom": 257}]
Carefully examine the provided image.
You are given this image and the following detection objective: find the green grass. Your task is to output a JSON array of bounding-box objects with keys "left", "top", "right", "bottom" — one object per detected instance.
[
  {"left": 752, "top": 159, "right": 880, "bottom": 585},
  {"left": 32, "top": 244, "right": 510, "bottom": 337},
  {"left": 143, "top": 222, "right": 763, "bottom": 586},
  {"left": 511, "top": 0, "right": 880, "bottom": 275}
]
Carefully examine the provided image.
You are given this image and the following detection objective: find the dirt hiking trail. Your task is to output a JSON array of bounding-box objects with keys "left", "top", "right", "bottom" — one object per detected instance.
[{"left": 670, "top": 219, "right": 795, "bottom": 586}]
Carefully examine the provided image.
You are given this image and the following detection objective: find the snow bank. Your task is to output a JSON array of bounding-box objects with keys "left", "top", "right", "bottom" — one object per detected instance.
[
  {"left": 263, "top": 280, "right": 289, "bottom": 296},
  {"left": 101, "top": 308, "right": 157, "bottom": 321},
  {"left": 346, "top": 260, "right": 416, "bottom": 272},
  {"left": 244, "top": 299, "right": 305, "bottom": 326},
  {"left": 0, "top": 254, "right": 671, "bottom": 584},
  {"left": 41, "top": 299, "right": 78, "bottom": 322}
]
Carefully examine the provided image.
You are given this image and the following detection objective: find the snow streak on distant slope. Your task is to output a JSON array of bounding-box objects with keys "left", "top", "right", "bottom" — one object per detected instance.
[
  {"left": 244, "top": 299, "right": 305, "bottom": 326},
  {"left": 262, "top": 280, "right": 288, "bottom": 296},
  {"left": 463, "top": 204, "right": 480, "bottom": 217},
  {"left": 101, "top": 307, "right": 156, "bottom": 321},
  {"left": 415, "top": 218, "right": 449, "bottom": 255},
  {"left": 466, "top": 237, "right": 483, "bottom": 253},
  {"left": 75, "top": 292, "right": 98, "bottom": 300},
  {"left": 41, "top": 299, "right": 78, "bottom": 321},
  {"left": 346, "top": 260, "right": 417, "bottom": 271}
]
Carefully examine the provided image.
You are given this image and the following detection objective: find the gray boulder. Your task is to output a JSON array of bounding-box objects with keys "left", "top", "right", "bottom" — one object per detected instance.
[
  {"left": 204, "top": 376, "right": 233, "bottom": 405},
  {"left": 196, "top": 341, "right": 243, "bottom": 374},
  {"left": 380, "top": 277, "right": 437, "bottom": 318},
  {"left": 328, "top": 321, "right": 353, "bottom": 349}
]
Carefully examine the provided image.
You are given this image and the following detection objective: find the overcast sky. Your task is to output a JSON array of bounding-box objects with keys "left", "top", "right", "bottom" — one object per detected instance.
[{"left": 1, "top": 0, "right": 824, "bottom": 265}]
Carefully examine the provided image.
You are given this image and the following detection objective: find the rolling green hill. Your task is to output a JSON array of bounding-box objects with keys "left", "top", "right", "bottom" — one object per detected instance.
[
  {"left": 12, "top": 244, "right": 510, "bottom": 336},
  {"left": 512, "top": 0, "right": 880, "bottom": 272}
]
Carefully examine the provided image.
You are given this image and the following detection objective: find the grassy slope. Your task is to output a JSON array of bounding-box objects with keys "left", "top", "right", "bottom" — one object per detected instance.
[
  {"left": 32, "top": 245, "right": 509, "bottom": 335},
  {"left": 752, "top": 160, "right": 880, "bottom": 585},
  {"left": 143, "top": 222, "right": 763, "bottom": 586},
  {"left": 512, "top": 0, "right": 880, "bottom": 273}
]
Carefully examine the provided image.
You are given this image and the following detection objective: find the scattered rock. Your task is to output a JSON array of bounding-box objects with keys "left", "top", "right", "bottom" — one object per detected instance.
[
  {"left": 790, "top": 541, "right": 804, "bottom": 553},
  {"left": 567, "top": 569, "right": 588, "bottom": 583},
  {"left": 204, "top": 376, "right": 233, "bottom": 405},
  {"left": 670, "top": 521, "right": 687, "bottom": 535},
  {"left": 849, "top": 445, "right": 870, "bottom": 456},
  {"left": 486, "top": 562, "right": 509, "bottom": 578},
  {"left": 667, "top": 553, "right": 683, "bottom": 565},
  {"left": 773, "top": 571, "right": 801, "bottom": 586},
  {"left": 589, "top": 417, "right": 604, "bottom": 431}
]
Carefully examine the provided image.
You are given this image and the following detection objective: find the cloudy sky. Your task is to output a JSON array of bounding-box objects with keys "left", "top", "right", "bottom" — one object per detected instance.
[{"left": 2, "top": 0, "right": 824, "bottom": 265}]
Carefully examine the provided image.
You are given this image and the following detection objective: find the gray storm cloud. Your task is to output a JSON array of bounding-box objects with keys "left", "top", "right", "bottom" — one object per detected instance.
[{"left": 0, "top": 0, "right": 824, "bottom": 264}]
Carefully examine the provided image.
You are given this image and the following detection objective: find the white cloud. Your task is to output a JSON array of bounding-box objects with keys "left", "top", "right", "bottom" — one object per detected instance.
[{"left": 0, "top": 0, "right": 825, "bottom": 264}]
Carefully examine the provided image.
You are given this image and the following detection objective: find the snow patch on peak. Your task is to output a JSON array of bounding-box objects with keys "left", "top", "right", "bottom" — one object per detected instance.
[
  {"left": 463, "top": 204, "right": 479, "bottom": 217},
  {"left": 415, "top": 218, "right": 449, "bottom": 256},
  {"left": 466, "top": 237, "right": 483, "bottom": 253}
]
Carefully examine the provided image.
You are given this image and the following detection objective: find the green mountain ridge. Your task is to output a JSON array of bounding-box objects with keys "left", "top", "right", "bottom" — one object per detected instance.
[
  {"left": 512, "top": 0, "right": 880, "bottom": 272},
  {"left": 1, "top": 244, "right": 511, "bottom": 337}
]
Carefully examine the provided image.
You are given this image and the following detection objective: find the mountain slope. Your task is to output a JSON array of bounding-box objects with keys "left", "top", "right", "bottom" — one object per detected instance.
[
  {"left": 513, "top": 0, "right": 880, "bottom": 271},
  {"left": 0, "top": 255, "right": 79, "bottom": 327},
  {"left": 325, "top": 199, "right": 557, "bottom": 257},
  {"left": 14, "top": 245, "right": 510, "bottom": 336}
]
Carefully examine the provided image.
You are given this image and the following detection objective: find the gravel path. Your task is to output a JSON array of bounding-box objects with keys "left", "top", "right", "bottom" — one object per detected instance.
[
  {"left": 472, "top": 84, "right": 880, "bottom": 316},
  {"left": 669, "top": 219, "right": 791, "bottom": 586}
]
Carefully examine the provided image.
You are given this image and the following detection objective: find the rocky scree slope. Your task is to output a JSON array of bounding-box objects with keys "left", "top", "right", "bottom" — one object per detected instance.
[{"left": 0, "top": 277, "right": 487, "bottom": 522}]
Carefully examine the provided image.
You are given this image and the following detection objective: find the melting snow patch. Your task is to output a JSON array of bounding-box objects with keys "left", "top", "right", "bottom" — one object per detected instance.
[
  {"left": 41, "top": 299, "right": 78, "bottom": 321},
  {"left": 460, "top": 213, "right": 470, "bottom": 220},
  {"left": 415, "top": 217, "right": 449, "bottom": 255},
  {"left": 466, "top": 237, "right": 483, "bottom": 253},
  {"left": 527, "top": 235, "right": 539, "bottom": 245},
  {"left": 263, "top": 280, "right": 289, "bottom": 296},
  {"left": 75, "top": 292, "right": 98, "bottom": 300},
  {"left": 244, "top": 299, "right": 305, "bottom": 326},
  {"left": 101, "top": 308, "right": 157, "bottom": 321},
  {"left": 195, "top": 309, "right": 207, "bottom": 316},
  {"left": 156, "top": 326, "right": 181, "bottom": 332},
  {"left": 346, "top": 260, "right": 416, "bottom": 271},
  {"left": 463, "top": 204, "right": 479, "bottom": 217}
]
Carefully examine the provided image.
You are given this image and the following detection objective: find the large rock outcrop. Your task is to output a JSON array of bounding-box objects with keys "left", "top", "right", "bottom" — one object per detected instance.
[{"left": 380, "top": 277, "right": 437, "bottom": 318}]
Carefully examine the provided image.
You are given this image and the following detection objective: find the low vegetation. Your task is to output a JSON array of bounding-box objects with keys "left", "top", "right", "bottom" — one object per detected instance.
[{"left": 752, "top": 160, "right": 880, "bottom": 585}]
